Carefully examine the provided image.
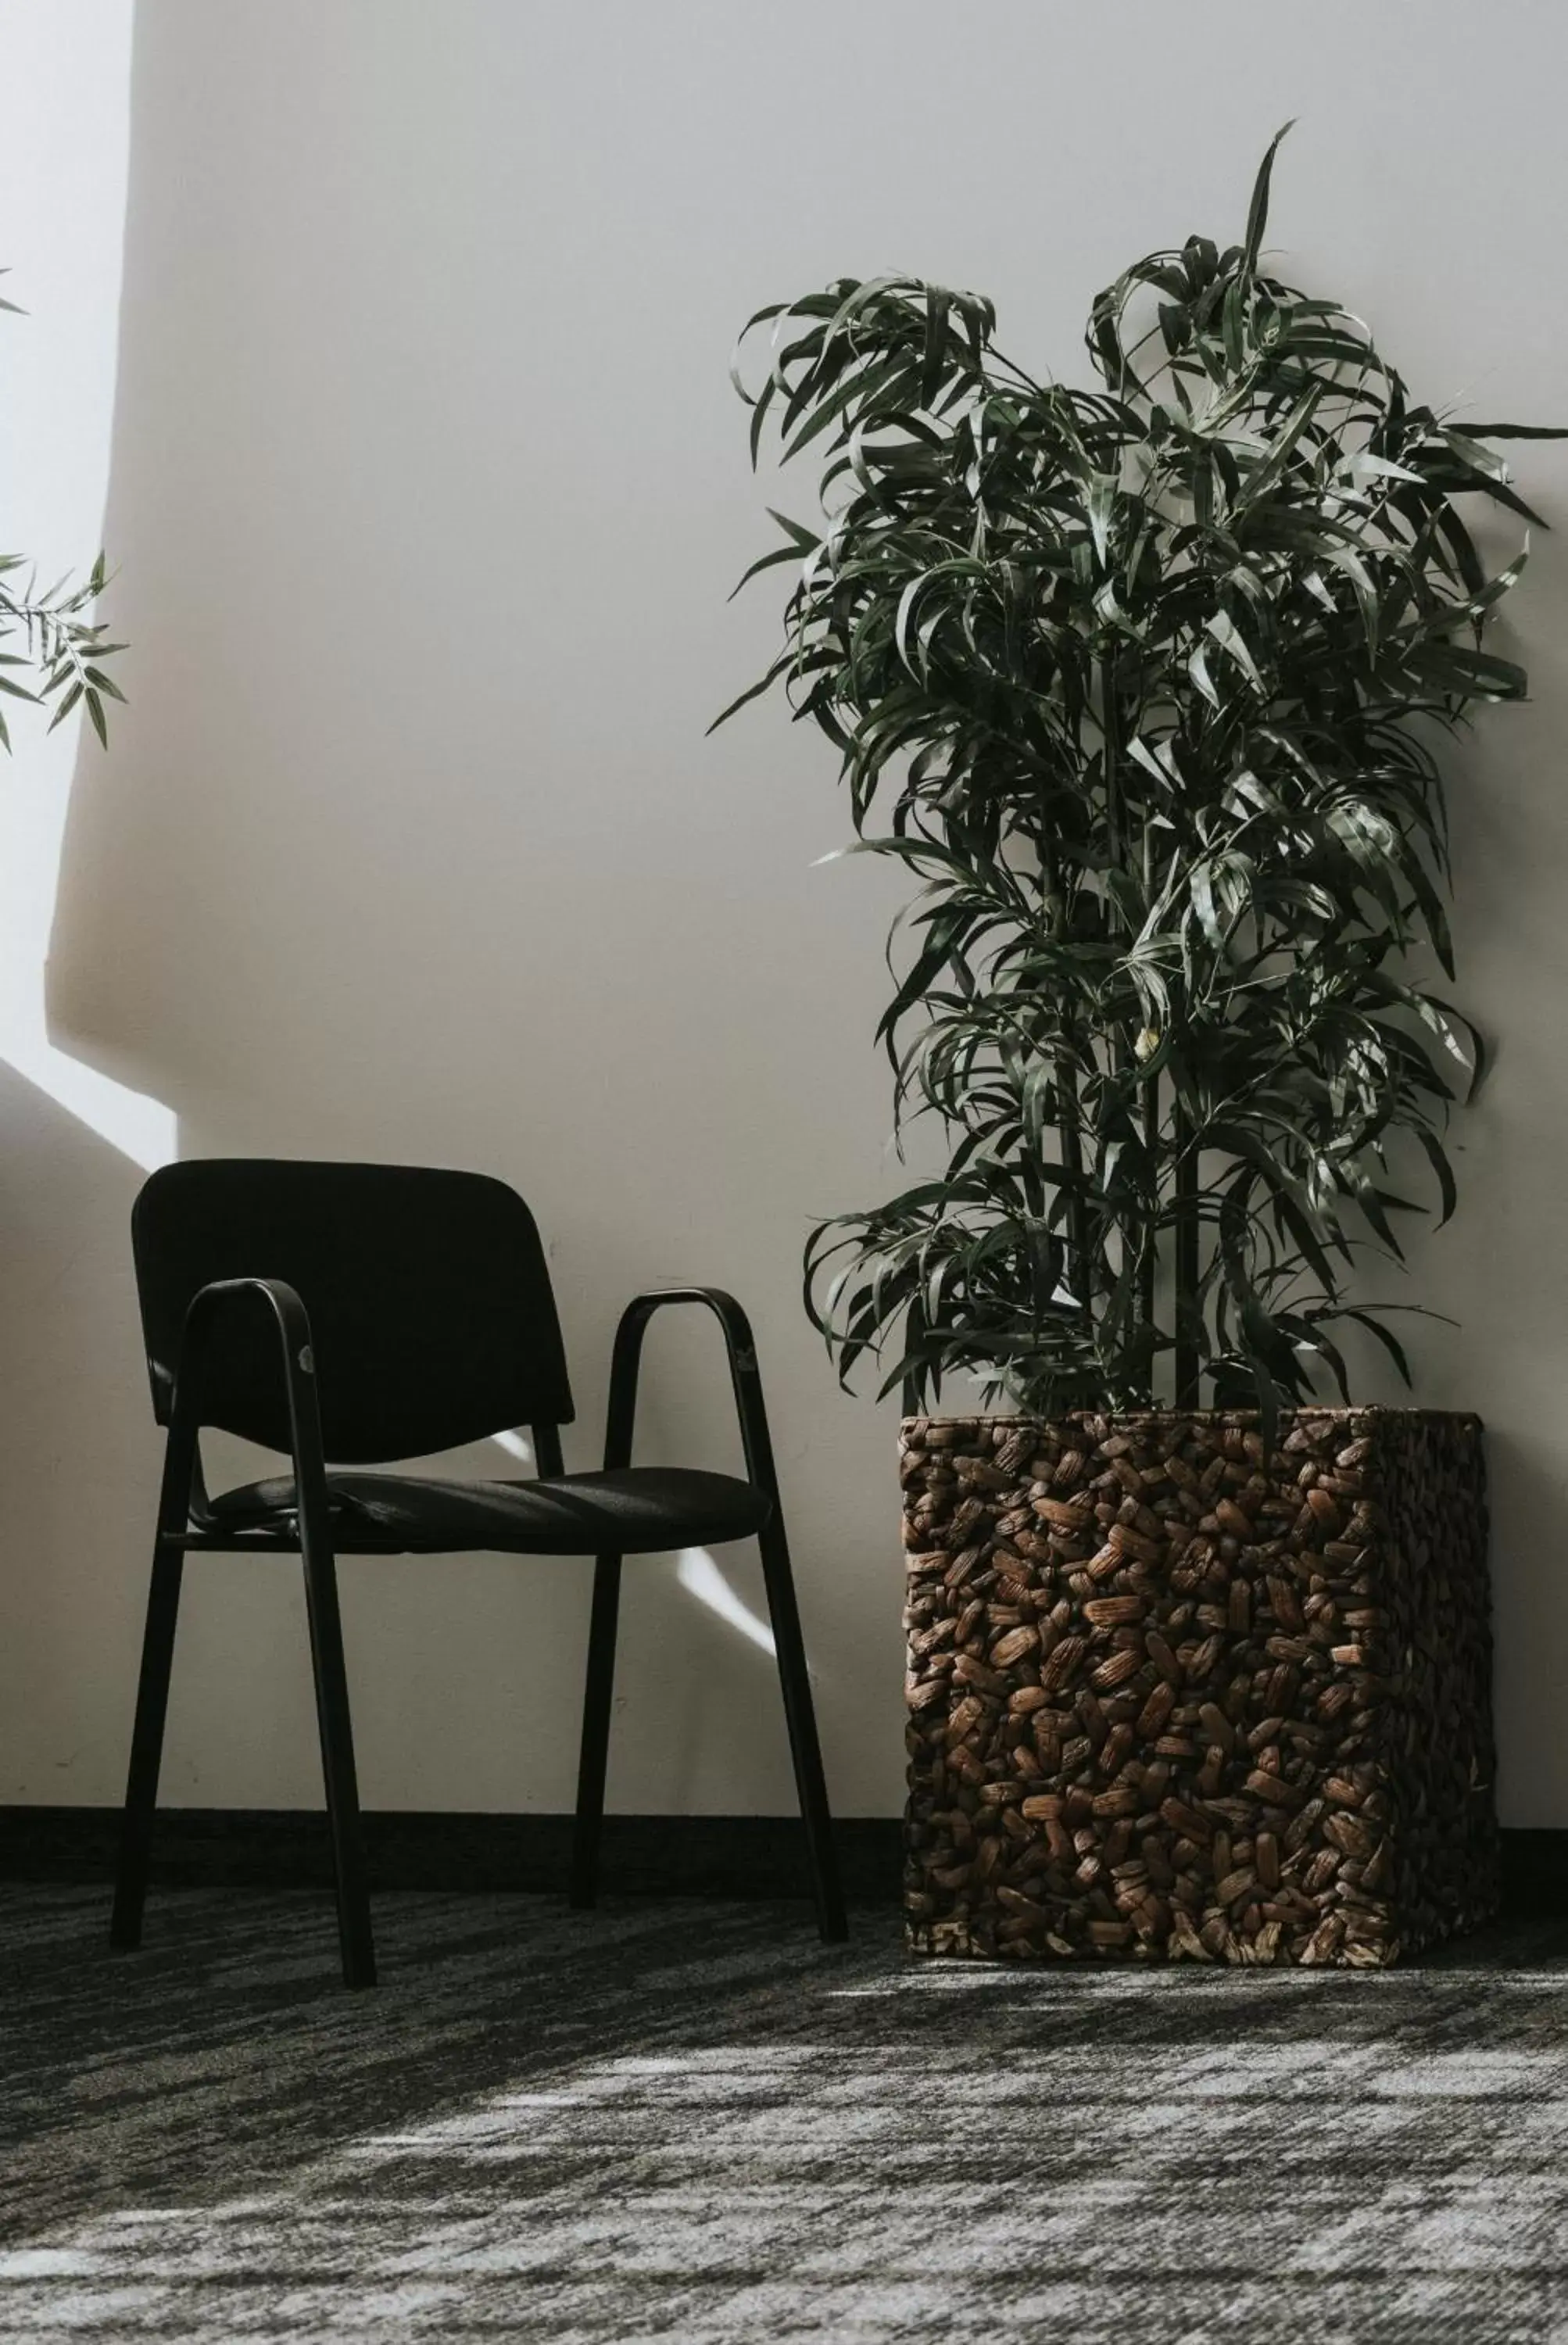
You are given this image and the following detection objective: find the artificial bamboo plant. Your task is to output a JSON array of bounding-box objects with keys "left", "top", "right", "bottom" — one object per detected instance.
[{"left": 720, "top": 130, "right": 1556, "bottom": 1426}]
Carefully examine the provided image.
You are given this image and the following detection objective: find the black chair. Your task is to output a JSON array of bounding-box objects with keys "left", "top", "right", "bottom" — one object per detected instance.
[{"left": 109, "top": 1158, "right": 847, "bottom": 1987}]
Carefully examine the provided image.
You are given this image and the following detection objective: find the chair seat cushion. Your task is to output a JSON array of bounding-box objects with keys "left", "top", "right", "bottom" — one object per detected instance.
[{"left": 206, "top": 1466, "right": 772, "bottom": 1556}]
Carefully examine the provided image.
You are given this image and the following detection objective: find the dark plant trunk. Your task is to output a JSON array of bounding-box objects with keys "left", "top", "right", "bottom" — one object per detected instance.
[
  {"left": 1139, "top": 1077, "right": 1159, "bottom": 1375},
  {"left": 1172, "top": 1101, "right": 1201, "bottom": 1406},
  {"left": 1055, "top": 1061, "right": 1092, "bottom": 1337}
]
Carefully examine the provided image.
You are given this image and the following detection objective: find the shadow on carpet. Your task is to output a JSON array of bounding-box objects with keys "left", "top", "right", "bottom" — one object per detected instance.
[{"left": 2, "top": 1885, "right": 1567, "bottom": 2341}]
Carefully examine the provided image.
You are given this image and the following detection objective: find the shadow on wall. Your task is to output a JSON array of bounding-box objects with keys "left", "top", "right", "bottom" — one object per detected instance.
[
  {"left": 0, "top": 1060, "right": 150, "bottom": 1803},
  {"left": 11, "top": 0, "right": 905, "bottom": 1821}
]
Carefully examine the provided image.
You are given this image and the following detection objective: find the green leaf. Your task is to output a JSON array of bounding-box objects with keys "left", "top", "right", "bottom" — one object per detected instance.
[
  {"left": 1188, "top": 642, "right": 1220, "bottom": 711},
  {"left": 1338, "top": 1308, "right": 1414, "bottom": 1387},
  {"left": 1412, "top": 1126, "right": 1458, "bottom": 1226},
  {"left": 1454, "top": 421, "right": 1568, "bottom": 439},
  {"left": 707, "top": 650, "right": 796, "bottom": 733},
  {"left": 1205, "top": 609, "right": 1265, "bottom": 696},
  {"left": 1086, "top": 473, "right": 1117, "bottom": 567},
  {"left": 1240, "top": 121, "right": 1295, "bottom": 280},
  {"left": 46, "top": 680, "right": 83, "bottom": 731}
]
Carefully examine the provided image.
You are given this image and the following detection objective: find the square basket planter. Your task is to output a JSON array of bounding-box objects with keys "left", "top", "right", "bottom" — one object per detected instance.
[{"left": 903, "top": 1408, "right": 1495, "bottom": 1967}]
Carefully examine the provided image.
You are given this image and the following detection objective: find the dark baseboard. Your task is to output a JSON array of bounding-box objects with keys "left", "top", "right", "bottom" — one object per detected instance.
[
  {"left": 1496, "top": 1828, "right": 1568, "bottom": 1917},
  {"left": 2, "top": 1808, "right": 1565, "bottom": 1915},
  {"left": 0, "top": 1806, "right": 904, "bottom": 1903}
]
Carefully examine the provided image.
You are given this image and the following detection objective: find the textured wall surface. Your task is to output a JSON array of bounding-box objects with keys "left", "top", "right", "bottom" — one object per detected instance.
[{"left": 2, "top": 0, "right": 1567, "bottom": 1822}]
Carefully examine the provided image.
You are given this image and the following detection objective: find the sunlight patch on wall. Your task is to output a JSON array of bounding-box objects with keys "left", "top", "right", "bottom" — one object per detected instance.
[
  {"left": 0, "top": 10, "right": 164, "bottom": 1170},
  {"left": 0, "top": 1033, "right": 175, "bottom": 1171},
  {"left": 676, "top": 1545, "right": 776, "bottom": 1658}
]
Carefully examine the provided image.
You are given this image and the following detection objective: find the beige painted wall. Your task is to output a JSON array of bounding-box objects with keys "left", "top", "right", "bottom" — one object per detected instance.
[{"left": 4, "top": 0, "right": 1568, "bottom": 1821}]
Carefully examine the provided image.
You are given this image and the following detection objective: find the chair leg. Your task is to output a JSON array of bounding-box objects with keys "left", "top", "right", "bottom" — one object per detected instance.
[
  {"left": 757, "top": 1514, "right": 848, "bottom": 1942},
  {"left": 571, "top": 1552, "right": 623, "bottom": 1909},
  {"left": 299, "top": 1544, "right": 376, "bottom": 1989},
  {"left": 110, "top": 1542, "right": 185, "bottom": 1952}
]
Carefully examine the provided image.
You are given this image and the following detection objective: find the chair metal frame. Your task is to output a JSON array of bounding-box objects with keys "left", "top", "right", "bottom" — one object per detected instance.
[{"left": 110, "top": 1274, "right": 847, "bottom": 1989}]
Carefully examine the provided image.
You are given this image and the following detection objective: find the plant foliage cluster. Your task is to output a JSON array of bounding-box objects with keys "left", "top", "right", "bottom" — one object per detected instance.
[
  {"left": 721, "top": 131, "right": 1558, "bottom": 1422},
  {"left": 1, "top": 272, "right": 123, "bottom": 750}
]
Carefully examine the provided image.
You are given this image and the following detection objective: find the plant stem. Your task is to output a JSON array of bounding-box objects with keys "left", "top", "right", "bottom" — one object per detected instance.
[
  {"left": 1102, "top": 646, "right": 1156, "bottom": 1395},
  {"left": 1140, "top": 1075, "right": 1158, "bottom": 1380},
  {"left": 1056, "top": 1055, "right": 1091, "bottom": 1337},
  {"left": 1173, "top": 1097, "right": 1201, "bottom": 1407}
]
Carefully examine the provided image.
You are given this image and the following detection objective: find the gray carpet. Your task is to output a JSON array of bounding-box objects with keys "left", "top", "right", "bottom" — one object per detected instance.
[{"left": 3, "top": 1886, "right": 1568, "bottom": 2340}]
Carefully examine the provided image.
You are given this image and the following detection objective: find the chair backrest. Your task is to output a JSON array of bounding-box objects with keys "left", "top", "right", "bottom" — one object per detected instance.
[{"left": 132, "top": 1159, "right": 575, "bottom": 1460}]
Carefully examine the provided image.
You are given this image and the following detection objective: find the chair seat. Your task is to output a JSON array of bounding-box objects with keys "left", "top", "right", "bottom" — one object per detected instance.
[{"left": 206, "top": 1466, "right": 772, "bottom": 1555}]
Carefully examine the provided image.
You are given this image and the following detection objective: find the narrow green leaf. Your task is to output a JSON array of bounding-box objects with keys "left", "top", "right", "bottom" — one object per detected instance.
[
  {"left": 1188, "top": 642, "right": 1220, "bottom": 711},
  {"left": 1240, "top": 121, "right": 1295, "bottom": 280}
]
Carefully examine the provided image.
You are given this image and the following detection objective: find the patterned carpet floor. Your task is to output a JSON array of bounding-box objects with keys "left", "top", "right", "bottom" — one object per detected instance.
[{"left": 2, "top": 1886, "right": 1568, "bottom": 2340}]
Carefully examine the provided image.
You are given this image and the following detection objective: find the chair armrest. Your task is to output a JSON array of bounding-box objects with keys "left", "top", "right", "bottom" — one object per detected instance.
[
  {"left": 605, "top": 1286, "right": 779, "bottom": 1500},
  {"left": 166, "top": 1277, "right": 331, "bottom": 1535}
]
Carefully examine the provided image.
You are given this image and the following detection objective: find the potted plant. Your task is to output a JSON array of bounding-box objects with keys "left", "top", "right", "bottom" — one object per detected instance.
[{"left": 719, "top": 133, "right": 1556, "bottom": 1964}]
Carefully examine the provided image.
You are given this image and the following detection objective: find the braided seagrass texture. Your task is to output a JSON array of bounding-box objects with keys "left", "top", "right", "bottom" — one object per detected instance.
[{"left": 904, "top": 1409, "right": 1495, "bottom": 1966}]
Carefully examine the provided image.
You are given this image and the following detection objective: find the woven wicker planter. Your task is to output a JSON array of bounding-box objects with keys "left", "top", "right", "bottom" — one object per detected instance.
[{"left": 903, "top": 1408, "right": 1495, "bottom": 1967}]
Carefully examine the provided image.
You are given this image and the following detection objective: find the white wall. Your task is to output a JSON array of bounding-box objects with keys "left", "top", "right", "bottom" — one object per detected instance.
[{"left": 5, "top": 0, "right": 1568, "bottom": 1823}]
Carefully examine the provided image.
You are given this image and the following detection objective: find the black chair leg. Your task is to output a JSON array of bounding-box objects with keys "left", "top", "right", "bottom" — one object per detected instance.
[
  {"left": 109, "top": 1542, "right": 185, "bottom": 1951},
  {"left": 299, "top": 1545, "right": 376, "bottom": 1989},
  {"left": 757, "top": 1514, "right": 848, "bottom": 1942},
  {"left": 571, "top": 1552, "right": 623, "bottom": 1908}
]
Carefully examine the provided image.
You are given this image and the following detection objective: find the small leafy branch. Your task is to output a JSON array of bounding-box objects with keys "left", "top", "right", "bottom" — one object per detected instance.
[
  {"left": 0, "top": 272, "right": 124, "bottom": 750},
  {"left": 720, "top": 128, "right": 1559, "bottom": 1424}
]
